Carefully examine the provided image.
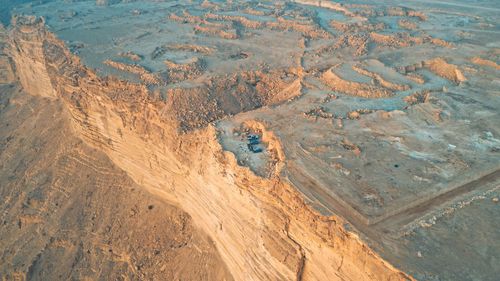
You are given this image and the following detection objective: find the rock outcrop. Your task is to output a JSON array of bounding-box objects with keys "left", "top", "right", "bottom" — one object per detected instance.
[{"left": 3, "top": 16, "right": 414, "bottom": 281}]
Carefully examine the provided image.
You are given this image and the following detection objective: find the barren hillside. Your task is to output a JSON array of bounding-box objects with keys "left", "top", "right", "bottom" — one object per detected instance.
[{"left": 1, "top": 1, "right": 499, "bottom": 280}]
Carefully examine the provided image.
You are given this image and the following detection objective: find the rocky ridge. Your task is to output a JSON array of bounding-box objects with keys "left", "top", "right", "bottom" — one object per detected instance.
[{"left": 3, "top": 16, "right": 413, "bottom": 281}]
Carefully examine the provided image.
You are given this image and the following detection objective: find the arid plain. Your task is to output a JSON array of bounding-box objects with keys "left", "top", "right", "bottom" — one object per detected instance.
[{"left": 0, "top": 1, "right": 499, "bottom": 280}]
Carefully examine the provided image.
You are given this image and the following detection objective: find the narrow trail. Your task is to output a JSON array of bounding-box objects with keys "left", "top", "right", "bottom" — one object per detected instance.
[
  {"left": 372, "top": 168, "right": 500, "bottom": 230},
  {"left": 286, "top": 152, "right": 500, "bottom": 241}
]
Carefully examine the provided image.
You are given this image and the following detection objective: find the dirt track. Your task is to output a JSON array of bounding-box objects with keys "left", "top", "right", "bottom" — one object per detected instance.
[{"left": 373, "top": 168, "right": 500, "bottom": 230}]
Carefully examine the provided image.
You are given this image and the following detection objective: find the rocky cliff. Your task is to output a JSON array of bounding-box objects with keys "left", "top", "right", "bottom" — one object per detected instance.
[
  {"left": 0, "top": 19, "right": 232, "bottom": 281},
  {"left": 3, "top": 16, "right": 413, "bottom": 280}
]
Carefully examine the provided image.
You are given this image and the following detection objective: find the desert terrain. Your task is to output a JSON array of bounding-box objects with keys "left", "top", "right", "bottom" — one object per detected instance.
[{"left": 0, "top": 1, "right": 499, "bottom": 280}]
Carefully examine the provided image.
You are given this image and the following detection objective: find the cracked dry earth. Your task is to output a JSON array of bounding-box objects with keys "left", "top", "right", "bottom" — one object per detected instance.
[{"left": 1, "top": 1, "right": 499, "bottom": 281}]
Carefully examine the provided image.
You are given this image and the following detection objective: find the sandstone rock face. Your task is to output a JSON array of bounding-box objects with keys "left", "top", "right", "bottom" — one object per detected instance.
[
  {"left": 0, "top": 17, "right": 412, "bottom": 281},
  {"left": 8, "top": 16, "right": 55, "bottom": 98},
  {"left": 0, "top": 21, "right": 232, "bottom": 281}
]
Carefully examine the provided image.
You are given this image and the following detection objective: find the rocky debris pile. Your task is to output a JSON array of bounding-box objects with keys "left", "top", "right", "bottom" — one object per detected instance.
[
  {"left": 304, "top": 106, "right": 333, "bottom": 120},
  {"left": 169, "top": 68, "right": 301, "bottom": 131},
  {"left": 118, "top": 51, "right": 142, "bottom": 62},
  {"left": 164, "top": 57, "right": 206, "bottom": 83},
  {"left": 397, "top": 58, "right": 466, "bottom": 84},
  {"left": 322, "top": 67, "right": 394, "bottom": 98},
  {"left": 404, "top": 91, "right": 432, "bottom": 106},
  {"left": 471, "top": 57, "right": 500, "bottom": 70},
  {"left": 104, "top": 60, "right": 160, "bottom": 85}
]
